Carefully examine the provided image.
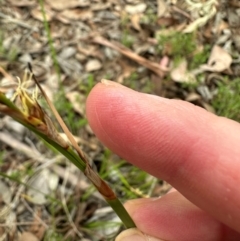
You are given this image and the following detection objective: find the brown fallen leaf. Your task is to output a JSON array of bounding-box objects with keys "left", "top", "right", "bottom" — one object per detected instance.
[
  {"left": 92, "top": 36, "right": 168, "bottom": 77},
  {"left": 46, "top": 0, "right": 90, "bottom": 11},
  {"left": 6, "top": 0, "right": 35, "bottom": 7},
  {"left": 19, "top": 232, "right": 39, "bottom": 241},
  {"left": 57, "top": 9, "right": 93, "bottom": 22},
  {"left": 30, "top": 210, "right": 46, "bottom": 240},
  {"left": 125, "top": 3, "right": 147, "bottom": 14},
  {"left": 65, "top": 91, "right": 85, "bottom": 116},
  {"left": 77, "top": 45, "right": 102, "bottom": 59},
  {"left": 200, "top": 45, "right": 232, "bottom": 72},
  {"left": 185, "top": 92, "right": 201, "bottom": 102},
  {"left": 85, "top": 59, "right": 102, "bottom": 72},
  {"left": 31, "top": 5, "right": 55, "bottom": 22},
  {"left": 157, "top": 0, "right": 168, "bottom": 17},
  {"left": 170, "top": 59, "right": 196, "bottom": 83},
  {"left": 0, "top": 66, "right": 15, "bottom": 83},
  {"left": 0, "top": 69, "right": 16, "bottom": 93},
  {"left": 130, "top": 14, "right": 142, "bottom": 31},
  {"left": 201, "top": 102, "right": 216, "bottom": 114},
  {"left": 90, "top": 2, "right": 111, "bottom": 11}
]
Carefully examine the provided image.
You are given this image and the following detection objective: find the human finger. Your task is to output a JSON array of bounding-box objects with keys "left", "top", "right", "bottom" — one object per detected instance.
[
  {"left": 116, "top": 191, "right": 240, "bottom": 241},
  {"left": 86, "top": 81, "right": 240, "bottom": 232}
]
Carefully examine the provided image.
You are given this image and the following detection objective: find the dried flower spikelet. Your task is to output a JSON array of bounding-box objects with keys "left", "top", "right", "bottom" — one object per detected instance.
[
  {"left": 13, "top": 72, "right": 69, "bottom": 148},
  {"left": 13, "top": 73, "right": 45, "bottom": 120},
  {"left": 10, "top": 73, "right": 49, "bottom": 132}
]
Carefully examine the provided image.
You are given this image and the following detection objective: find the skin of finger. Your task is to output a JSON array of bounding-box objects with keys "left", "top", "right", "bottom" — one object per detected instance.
[
  {"left": 86, "top": 82, "right": 240, "bottom": 232},
  {"left": 123, "top": 192, "right": 240, "bottom": 241}
]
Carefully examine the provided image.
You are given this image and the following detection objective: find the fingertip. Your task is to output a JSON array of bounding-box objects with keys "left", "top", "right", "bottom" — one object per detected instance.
[
  {"left": 122, "top": 193, "right": 222, "bottom": 241},
  {"left": 86, "top": 80, "right": 130, "bottom": 126},
  {"left": 86, "top": 82, "right": 240, "bottom": 232}
]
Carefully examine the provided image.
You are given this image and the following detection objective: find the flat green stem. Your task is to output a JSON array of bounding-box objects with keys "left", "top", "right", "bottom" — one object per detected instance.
[
  {"left": 0, "top": 92, "right": 136, "bottom": 229},
  {"left": 107, "top": 199, "right": 136, "bottom": 228}
]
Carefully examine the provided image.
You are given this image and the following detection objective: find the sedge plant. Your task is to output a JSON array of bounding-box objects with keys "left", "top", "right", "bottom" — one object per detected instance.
[{"left": 0, "top": 66, "right": 136, "bottom": 229}]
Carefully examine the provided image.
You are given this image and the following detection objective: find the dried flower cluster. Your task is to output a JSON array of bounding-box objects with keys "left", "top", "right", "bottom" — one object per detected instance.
[
  {"left": 0, "top": 70, "right": 136, "bottom": 228},
  {"left": 0, "top": 71, "right": 68, "bottom": 148}
]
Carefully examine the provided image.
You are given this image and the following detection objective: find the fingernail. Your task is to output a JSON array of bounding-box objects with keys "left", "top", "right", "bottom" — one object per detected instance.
[
  {"left": 125, "top": 197, "right": 161, "bottom": 208},
  {"left": 116, "top": 228, "right": 163, "bottom": 241},
  {"left": 101, "top": 79, "right": 124, "bottom": 87}
]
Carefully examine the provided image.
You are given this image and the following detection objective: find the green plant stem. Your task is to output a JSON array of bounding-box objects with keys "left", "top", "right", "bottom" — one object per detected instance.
[
  {"left": 38, "top": 0, "right": 60, "bottom": 82},
  {"left": 0, "top": 93, "right": 136, "bottom": 229},
  {"left": 108, "top": 199, "right": 136, "bottom": 228}
]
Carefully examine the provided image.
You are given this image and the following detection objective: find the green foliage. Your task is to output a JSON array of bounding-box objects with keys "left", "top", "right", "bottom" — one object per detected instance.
[
  {"left": 54, "top": 90, "right": 87, "bottom": 134},
  {"left": 0, "top": 31, "right": 18, "bottom": 62},
  {"left": 115, "top": 165, "right": 154, "bottom": 200},
  {"left": 141, "top": 8, "right": 158, "bottom": 24},
  {"left": 0, "top": 151, "right": 5, "bottom": 166},
  {"left": 157, "top": 31, "right": 196, "bottom": 58},
  {"left": 9, "top": 166, "right": 30, "bottom": 180},
  {"left": 38, "top": 0, "right": 60, "bottom": 81},
  {"left": 103, "top": 73, "right": 113, "bottom": 80},
  {"left": 44, "top": 230, "right": 68, "bottom": 241},
  {"left": 83, "top": 221, "right": 122, "bottom": 241},
  {"left": 124, "top": 73, "right": 154, "bottom": 94},
  {"left": 124, "top": 72, "right": 139, "bottom": 90},
  {"left": 98, "top": 148, "right": 155, "bottom": 201},
  {"left": 179, "top": 75, "right": 202, "bottom": 90},
  {"left": 189, "top": 45, "right": 211, "bottom": 69},
  {"left": 84, "top": 220, "right": 121, "bottom": 229},
  {"left": 212, "top": 78, "right": 240, "bottom": 122},
  {"left": 121, "top": 30, "right": 135, "bottom": 48},
  {"left": 157, "top": 31, "right": 211, "bottom": 70},
  {"left": 79, "top": 74, "right": 95, "bottom": 94},
  {"left": 128, "top": 72, "right": 139, "bottom": 81},
  {"left": 141, "top": 79, "right": 154, "bottom": 93}
]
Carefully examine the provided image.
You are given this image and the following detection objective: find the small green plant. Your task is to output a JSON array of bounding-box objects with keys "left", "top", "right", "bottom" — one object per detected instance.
[
  {"left": 212, "top": 78, "right": 240, "bottom": 122},
  {"left": 53, "top": 91, "right": 87, "bottom": 134},
  {"left": 98, "top": 148, "right": 155, "bottom": 201},
  {"left": 141, "top": 8, "right": 158, "bottom": 24},
  {"left": 39, "top": 0, "right": 60, "bottom": 81},
  {"left": 103, "top": 73, "right": 113, "bottom": 80},
  {"left": 157, "top": 31, "right": 197, "bottom": 58},
  {"left": 124, "top": 72, "right": 139, "bottom": 90},
  {"left": 0, "top": 151, "right": 5, "bottom": 166},
  {"left": 83, "top": 220, "right": 122, "bottom": 240},
  {"left": 141, "top": 79, "right": 154, "bottom": 93},
  {"left": 157, "top": 31, "right": 211, "bottom": 85},
  {"left": 121, "top": 30, "right": 135, "bottom": 48},
  {"left": 124, "top": 73, "right": 155, "bottom": 94},
  {"left": 44, "top": 229, "right": 68, "bottom": 241},
  {"left": 157, "top": 31, "right": 210, "bottom": 70},
  {"left": 79, "top": 74, "right": 95, "bottom": 94},
  {"left": 9, "top": 168, "right": 30, "bottom": 181},
  {"left": 189, "top": 45, "right": 211, "bottom": 69},
  {"left": 179, "top": 75, "right": 202, "bottom": 90}
]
